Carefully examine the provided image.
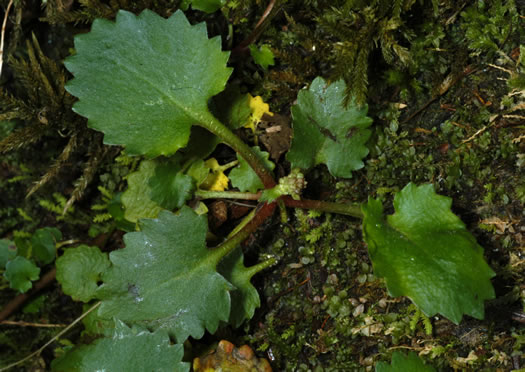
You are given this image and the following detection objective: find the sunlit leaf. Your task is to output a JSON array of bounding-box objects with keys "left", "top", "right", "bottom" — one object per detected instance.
[
  {"left": 362, "top": 183, "right": 495, "bottom": 324},
  {"left": 249, "top": 44, "right": 275, "bottom": 70},
  {"left": 186, "top": 159, "right": 210, "bottom": 186}
]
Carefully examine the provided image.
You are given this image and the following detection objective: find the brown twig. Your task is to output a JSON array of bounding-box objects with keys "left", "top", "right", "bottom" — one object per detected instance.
[
  {"left": 0, "top": 320, "right": 66, "bottom": 328},
  {"left": 0, "top": 267, "right": 57, "bottom": 322},
  {"left": 231, "top": 0, "right": 279, "bottom": 56},
  {"left": 0, "top": 302, "right": 101, "bottom": 372},
  {"left": 269, "top": 275, "right": 310, "bottom": 304},
  {"left": 254, "top": 0, "right": 276, "bottom": 29},
  {"left": 0, "top": 0, "right": 14, "bottom": 78},
  {"left": 0, "top": 231, "right": 112, "bottom": 323},
  {"left": 401, "top": 65, "right": 479, "bottom": 124}
]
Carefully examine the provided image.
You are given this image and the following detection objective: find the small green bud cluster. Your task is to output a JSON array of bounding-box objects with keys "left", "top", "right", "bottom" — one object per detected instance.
[{"left": 277, "top": 168, "right": 307, "bottom": 200}]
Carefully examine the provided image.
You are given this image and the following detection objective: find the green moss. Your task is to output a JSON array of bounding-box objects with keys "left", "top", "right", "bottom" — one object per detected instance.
[{"left": 461, "top": 0, "right": 520, "bottom": 56}]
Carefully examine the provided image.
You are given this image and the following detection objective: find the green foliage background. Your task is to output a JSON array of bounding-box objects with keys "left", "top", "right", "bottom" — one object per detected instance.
[{"left": 0, "top": 0, "right": 524, "bottom": 370}]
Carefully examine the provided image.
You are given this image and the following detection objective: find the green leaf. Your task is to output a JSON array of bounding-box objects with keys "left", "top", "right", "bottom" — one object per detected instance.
[
  {"left": 229, "top": 146, "right": 275, "bottom": 192},
  {"left": 189, "top": 0, "right": 226, "bottom": 13},
  {"left": 183, "top": 126, "right": 222, "bottom": 160},
  {"left": 0, "top": 239, "right": 17, "bottom": 269},
  {"left": 286, "top": 77, "right": 373, "bottom": 178},
  {"left": 23, "top": 294, "right": 46, "bottom": 314},
  {"left": 13, "top": 236, "right": 31, "bottom": 258},
  {"left": 124, "top": 156, "right": 196, "bottom": 218},
  {"left": 211, "top": 85, "right": 252, "bottom": 130},
  {"left": 65, "top": 10, "right": 231, "bottom": 158},
  {"left": 81, "top": 303, "right": 116, "bottom": 337},
  {"left": 376, "top": 351, "right": 436, "bottom": 372},
  {"left": 4, "top": 256, "right": 40, "bottom": 293},
  {"left": 218, "top": 247, "right": 260, "bottom": 328},
  {"left": 149, "top": 156, "right": 195, "bottom": 210},
  {"left": 106, "top": 193, "right": 136, "bottom": 232},
  {"left": 32, "top": 227, "right": 62, "bottom": 265},
  {"left": 362, "top": 183, "right": 496, "bottom": 324},
  {"left": 249, "top": 44, "right": 275, "bottom": 70},
  {"left": 97, "top": 207, "right": 234, "bottom": 342},
  {"left": 122, "top": 160, "right": 163, "bottom": 223},
  {"left": 51, "top": 320, "right": 189, "bottom": 372},
  {"left": 56, "top": 245, "right": 111, "bottom": 302},
  {"left": 186, "top": 159, "right": 210, "bottom": 185}
]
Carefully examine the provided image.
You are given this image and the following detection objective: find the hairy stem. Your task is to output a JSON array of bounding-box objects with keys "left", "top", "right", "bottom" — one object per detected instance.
[
  {"left": 195, "top": 190, "right": 261, "bottom": 200},
  {"left": 200, "top": 116, "right": 276, "bottom": 189},
  {"left": 282, "top": 196, "right": 363, "bottom": 219},
  {"left": 245, "top": 256, "right": 277, "bottom": 278}
]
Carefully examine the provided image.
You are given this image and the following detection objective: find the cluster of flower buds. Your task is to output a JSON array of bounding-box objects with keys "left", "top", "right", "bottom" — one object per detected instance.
[{"left": 276, "top": 168, "right": 307, "bottom": 200}]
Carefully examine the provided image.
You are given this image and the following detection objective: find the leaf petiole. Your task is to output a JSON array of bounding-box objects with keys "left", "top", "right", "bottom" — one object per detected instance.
[
  {"left": 244, "top": 256, "right": 278, "bottom": 279},
  {"left": 200, "top": 116, "right": 276, "bottom": 189},
  {"left": 195, "top": 190, "right": 363, "bottom": 219},
  {"left": 195, "top": 190, "right": 364, "bottom": 219},
  {"left": 195, "top": 190, "right": 261, "bottom": 200},
  {"left": 208, "top": 202, "right": 276, "bottom": 267}
]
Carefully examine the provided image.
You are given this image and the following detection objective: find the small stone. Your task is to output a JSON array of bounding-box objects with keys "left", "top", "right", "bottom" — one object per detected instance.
[
  {"left": 193, "top": 340, "right": 272, "bottom": 372},
  {"left": 353, "top": 304, "right": 365, "bottom": 317}
]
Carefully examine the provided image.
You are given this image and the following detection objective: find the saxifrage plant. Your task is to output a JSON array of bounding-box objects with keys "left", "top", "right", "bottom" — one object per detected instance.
[{"left": 47, "top": 9, "right": 494, "bottom": 370}]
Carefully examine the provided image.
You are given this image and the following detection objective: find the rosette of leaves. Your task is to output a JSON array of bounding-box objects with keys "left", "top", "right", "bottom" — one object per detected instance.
[{"left": 60, "top": 8, "right": 498, "bottom": 369}]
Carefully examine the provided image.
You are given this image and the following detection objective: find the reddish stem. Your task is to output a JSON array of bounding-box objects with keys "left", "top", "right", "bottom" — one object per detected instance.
[
  {"left": 0, "top": 232, "right": 112, "bottom": 322},
  {"left": 0, "top": 268, "right": 56, "bottom": 322},
  {"left": 255, "top": 0, "right": 276, "bottom": 29},
  {"left": 231, "top": 0, "right": 278, "bottom": 56},
  {"left": 210, "top": 201, "right": 277, "bottom": 264}
]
